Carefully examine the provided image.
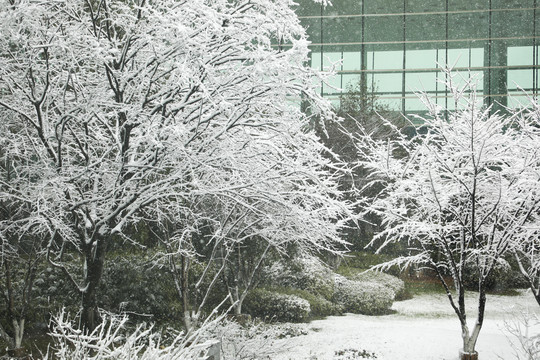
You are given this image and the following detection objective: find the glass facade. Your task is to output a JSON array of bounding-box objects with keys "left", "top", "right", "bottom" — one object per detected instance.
[{"left": 294, "top": 0, "right": 540, "bottom": 112}]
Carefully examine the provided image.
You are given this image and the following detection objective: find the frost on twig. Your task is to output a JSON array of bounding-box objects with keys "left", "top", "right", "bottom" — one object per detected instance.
[{"left": 46, "top": 310, "right": 221, "bottom": 360}]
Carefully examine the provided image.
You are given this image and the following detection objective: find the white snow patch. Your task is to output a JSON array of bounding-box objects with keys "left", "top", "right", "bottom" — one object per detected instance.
[{"left": 270, "top": 290, "right": 540, "bottom": 360}]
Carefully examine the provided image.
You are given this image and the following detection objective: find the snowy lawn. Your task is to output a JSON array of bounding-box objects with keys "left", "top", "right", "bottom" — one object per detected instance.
[{"left": 270, "top": 289, "right": 540, "bottom": 360}]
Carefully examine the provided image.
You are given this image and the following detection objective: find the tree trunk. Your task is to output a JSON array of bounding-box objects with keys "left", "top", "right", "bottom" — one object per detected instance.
[
  {"left": 460, "top": 288, "right": 486, "bottom": 358},
  {"left": 81, "top": 290, "right": 100, "bottom": 332},
  {"left": 514, "top": 252, "right": 540, "bottom": 307},
  {"left": 233, "top": 296, "right": 242, "bottom": 315},
  {"left": 80, "top": 238, "right": 107, "bottom": 332},
  {"left": 459, "top": 349, "right": 478, "bottom": 360},
  {"left": 230, "top": 285, "right": 244, "bottom": 315},
  {"left": 12, "top": 319, "right": 24, "bottom": 349},
  {"left": 533, "top": 290, "right": 540, "bottom": 307}
]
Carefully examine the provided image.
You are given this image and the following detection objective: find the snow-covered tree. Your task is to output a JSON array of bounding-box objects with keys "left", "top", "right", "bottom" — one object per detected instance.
[
  {"left": 511, "top": 100, "right": 540, "bottom": 307},
  {"left": 0, "top": 0, "right": 348, "bottom": 331},
  {"left": 355, "top": 71, "right": 540, "bottom": 358},
  {"left": 203, "top": 128, "right": 349, "bottom": 316},
  {"left": 151, "top": 121, "right": 351, "bottom": 329},
  {"left": 0, "top": 109, "right": 48, "bottom": 352}
]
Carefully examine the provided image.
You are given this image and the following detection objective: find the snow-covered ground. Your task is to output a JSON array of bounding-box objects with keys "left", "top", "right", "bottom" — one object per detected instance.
[{"left": 271, "top": 290, "right": 540, "bottom": 360}]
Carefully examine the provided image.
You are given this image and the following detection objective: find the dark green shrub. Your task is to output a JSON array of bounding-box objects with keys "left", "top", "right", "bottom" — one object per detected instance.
[
  {"left": 243, "top": 289, "right": 311, "bottom": 322},
  {"left": 33, "top": 261, "right": 80, "bottom": 320},
  {"left": 462, "top": 259, "right": 528, "bottom": 292},
  {"left": 98, "top": 251, "right": 182, "bottom": 323}
]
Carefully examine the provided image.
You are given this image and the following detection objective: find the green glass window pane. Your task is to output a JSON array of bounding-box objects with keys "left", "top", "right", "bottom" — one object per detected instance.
[
  {"left": 508, "top": 46, "right": 534, "bottom": 66},
  {"left": 492, "top": 10, "right": 534, "bottom": 38},
  {"left": 406, "top": 72, "right": 438, "bottom": 92},
  {"left": 373, "top": 73, "right": 402, "bottom": 92},
  {"left": 507, "top": 92, "right": 533, "bottom": 109},
  {"left": 365, "top": 16, "right": 404, "bottom": 44},
  {"left": 323, "top": 17, "right": 363, "bottom": 44},
  {"left": 300, "top": 18, "right": 321, "bottom": 44},
  {"left": 447, "top": 1, "right": 485, "bottom": 11},
  {"left": 367, "top": 51, "right": 374, "bottom": 69},
  {"left": 365, "top": 0, "right": 404, "bottom": 15},
  {"left": 406, "top": 49, "right": 437, "bottom": 70},
  {"left": 440, "top": 93, "right": 483, "bottom": 111},
  {"left": 373, "top": 51, "right": 403, "bottom": 70},
  {"left": 311, "top": 51, "right": 322, "bottom": 70},
  {"left": 406, "top": 14, "right": 445, "bottom": 42},
  {"left": 342, "top": 52, "right": 362, "bottom": 71},
  {"left": 406, "top": 0, "right": 445, "bottom": 13},
  {"left": 469, "top": 48, "right": 484, "bottom": 67},
  {"left": 438, "top": 48, "right": 474, "bottom": 68},
  {"left": 405, "top": 96, "right": 426, "bottom": 111},
  {"left": 436, "top": 71, "right": 484, "bottom": 91},
  {"left": 324, "top": 0, "right": 363, "bottom": 16},
  {"left": 322, "top": 52, "right": 343, "bottom": 70},
  {"left": 436, "top": 48, "right": 484, "bottom": 69},
  {"left": 508, "top": 69, "right": 534, "bottom": 90},
  {"left": 448, "top": 12, "right": 488, "bottom": 40},
  {"left": 324, "top": 74, "right": 342, "bottom": 94},
  {"left": 470, "top": 71, "right": 484, "bottom": 91},
  {"left": 294, "top": 1, "right": 322, "bottom": 17}
]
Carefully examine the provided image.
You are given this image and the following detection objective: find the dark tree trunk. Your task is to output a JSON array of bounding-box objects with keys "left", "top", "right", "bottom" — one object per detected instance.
[
  {"left": 533, "top": 291, "right": 540, "bottom": 307},
  {"left": 80, "top": 236, "right": 107, "bottom": 332}
]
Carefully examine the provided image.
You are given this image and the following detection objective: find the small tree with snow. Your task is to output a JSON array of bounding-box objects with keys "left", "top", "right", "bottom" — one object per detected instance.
[
  {"left": 510, "top": 99, "right": 540, "bottom": 307},
  {"left": 355, "top": 71, "right": 540, "bottom": 359}
]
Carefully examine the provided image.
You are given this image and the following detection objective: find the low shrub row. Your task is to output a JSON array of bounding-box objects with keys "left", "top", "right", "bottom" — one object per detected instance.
[
  {"left": 333, "top": 275, "right": 394, "bottom": 315},
  {"left": 244, "top": 256, "right": 405, "bottom": 322},
  {"left": 243, "top": 289, "right": 311, "bottom": 322},
  {"left": 350, "top": 270, "right": 408, "bottom": 300}
]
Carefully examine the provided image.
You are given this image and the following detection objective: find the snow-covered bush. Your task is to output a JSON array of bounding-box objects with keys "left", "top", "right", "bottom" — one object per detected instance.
[
  {"left": 333, "top": 275, "right": 394, "bottom": 315},
  {"left": 243, "top": 289, "right": 311, "bottom": 322},
  {"left": 276, "top": 288, "right": 343, "bottom": 317},
  {"left": 207, "top": 319, "right": 307, "bottom": 359},
  {"left": 46, "top": 311, "right": 218, "bottom": 360},
  {"left": 296, "top": 291, "right": 343, "bottom": 317},
  {"left": 351, "top": 271, "right": 406, "bottom": 300},
  {"left": 264, "top": 256, "right": 335, "bottom": 300}
]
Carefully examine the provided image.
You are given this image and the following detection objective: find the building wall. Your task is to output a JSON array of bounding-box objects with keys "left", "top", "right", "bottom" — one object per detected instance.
[{"left": 295, "top": 0, "right": 539, "bottom": 113}]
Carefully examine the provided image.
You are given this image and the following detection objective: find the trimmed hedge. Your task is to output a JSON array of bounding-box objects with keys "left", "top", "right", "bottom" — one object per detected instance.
[
  {"left": 351, "top": 271, "right": 406, "bottom": 300},
  {"left": 273, "top": 288, "right": 343, "bottom": 318},
  {"left": 263, "top": 256, "right": 335, "bottom": 300},
  {"left": 333, "top": 275, "right": 394, "bottom": 315},
  {"left": 243, "top": 289, "right": 311, "bottom": 322}
]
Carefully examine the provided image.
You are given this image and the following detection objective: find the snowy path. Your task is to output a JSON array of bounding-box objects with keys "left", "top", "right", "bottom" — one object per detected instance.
[{"left": 272, "top": 290, "right": 540, "bottom": 360}]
